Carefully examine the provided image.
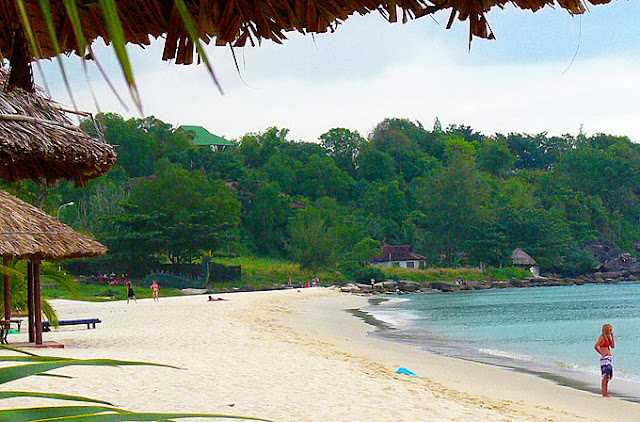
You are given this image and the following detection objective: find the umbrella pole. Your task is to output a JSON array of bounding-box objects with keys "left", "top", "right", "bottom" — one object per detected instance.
[
  {"left": 33, "top": 257, "right": 42, "bottom": 345},
  {"left": 3, "top": 257, "right": 9, "bottom": 321},
  {"left": 27, "top": 260, "right": 35, "bottom": 343}
]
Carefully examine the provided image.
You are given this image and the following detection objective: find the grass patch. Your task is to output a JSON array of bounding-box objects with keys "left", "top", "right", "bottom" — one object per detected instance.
[
  {"left": 382, "top": 266, "right": 531, "bottom": 284},
  {"left": 42, "top": 282, "right": 185, "bottom": 301},
  {"left": 209, "top": 256, "right": 349, "bottom": 291}
]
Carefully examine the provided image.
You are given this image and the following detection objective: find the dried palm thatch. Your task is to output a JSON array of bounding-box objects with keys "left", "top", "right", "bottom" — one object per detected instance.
[
  {"left": 0, "top": 189, "right": 107, "bottom": 260},
  {"left": 511, "top": 247, "right": 537, "bottom": 266},
  {"left": 0, "top": 68, "right": 116, "bottom": 186},
  {"left": 0, "top": 0, "right": 614, "bottom": 84}
]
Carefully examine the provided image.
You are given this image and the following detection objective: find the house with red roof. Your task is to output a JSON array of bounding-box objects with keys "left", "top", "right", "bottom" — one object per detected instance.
[{"left": 371, "top": 243, "right": 427, "bottom": 269}]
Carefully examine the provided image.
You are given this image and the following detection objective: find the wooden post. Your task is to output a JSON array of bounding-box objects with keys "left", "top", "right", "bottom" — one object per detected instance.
[
  {"left": 27, "top": 260, "right": 35, "bottom": 343},
  {"left": 3, "top": 257, "right": 10, "bottom": 322},
  {"left": 33, "top": 257, "right": 43, "bottom": 345}
]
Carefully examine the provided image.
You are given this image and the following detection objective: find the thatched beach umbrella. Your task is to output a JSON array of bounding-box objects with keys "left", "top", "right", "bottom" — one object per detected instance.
[
  {"left": 0, "top": 69, "right": 116, "bottom": 186},
  {"left": 0, "top": 188, "right": 106, "bottom": 345},
  {"left": 0, "top": 0, "right": 614, "bottom": 91}
]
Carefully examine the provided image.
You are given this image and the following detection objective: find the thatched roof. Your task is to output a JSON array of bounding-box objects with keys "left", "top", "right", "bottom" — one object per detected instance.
[
  {"left": 0, "top": 0, "right": 613, "bottom": 71},
  {"left": 372, "top": 243, "right": 427, "bottom": 263},
  {"left": 0, "top": 69, "right": 116, "bottom": 186},
  {"left": 0, "top": 189, "right": 107, "bottom": 260},
  {"left": 511, "top": 247, "right": 537, "bottom": 266}
]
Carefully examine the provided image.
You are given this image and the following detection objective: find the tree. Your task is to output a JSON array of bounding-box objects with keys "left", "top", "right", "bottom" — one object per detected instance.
[
  {"left": 319, "top": 128, "right": 364, "bottom": 176},
  {"left": 107, "top": 159, "right": 240, "bottom": 270},
  {"left": 416, "top": 151, "right": 484, "bottom": 265},
  {"left": 476, "top": 139, "right": 515, "bottom": 176},
  {"left": 287, "top": 208, "right": 336, "bottom": 270},
  {"left": 356, "top": 147, "right": 397, "bottom": 182},
  {"left": 239, "top": 127, "right": 290, "bottom": 170},
  {"left": 243, "top": 182, "right": 292, "bottom": 256},
  {"left": 504, "top": 132, "right": 548, "bottom": 170}
]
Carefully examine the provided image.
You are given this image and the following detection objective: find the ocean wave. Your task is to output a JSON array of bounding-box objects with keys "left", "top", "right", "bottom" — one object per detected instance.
[
  {"left": 361, "top": 307, "right": 420, "bottom": 329},
  {"left": 479, "top": 348, "right": 534, "bottom": 362}
]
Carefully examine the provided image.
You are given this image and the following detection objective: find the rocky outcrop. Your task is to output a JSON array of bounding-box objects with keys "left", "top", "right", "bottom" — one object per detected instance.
[
  {"left": 581, "top": 239, "right": 619, "bottom": 268},
  {"left": 602, "top": 253, "right": 640, "bottom": 273}
]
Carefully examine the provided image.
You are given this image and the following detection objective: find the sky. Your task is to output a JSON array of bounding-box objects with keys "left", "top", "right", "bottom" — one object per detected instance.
[{"left": 34, "top": 1, "right": 640, "bottom": 144}]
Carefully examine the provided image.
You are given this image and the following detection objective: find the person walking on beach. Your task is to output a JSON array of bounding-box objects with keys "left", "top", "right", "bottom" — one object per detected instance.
[
  {"left": 150, "top": 280, "right": 160, "bottom": 302},
  {"left": 125, "top": 279, "right": 137, "bottom": 304},
  {"left": 595, "top": 323, "right": 615, "bottom": 397}
]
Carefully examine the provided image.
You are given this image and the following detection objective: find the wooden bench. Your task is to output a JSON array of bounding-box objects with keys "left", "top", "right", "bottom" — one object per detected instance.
[
  {"left": 42, "top": 318, "right": 101, "bottom": 332},
  {"left": 0, "top": 319, "right": 23, "bottom": 344}
]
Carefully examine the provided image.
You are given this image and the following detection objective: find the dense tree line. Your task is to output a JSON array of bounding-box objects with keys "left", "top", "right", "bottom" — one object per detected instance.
[{"left": 4, "top": 113, "right": 639, "bottom": 278}]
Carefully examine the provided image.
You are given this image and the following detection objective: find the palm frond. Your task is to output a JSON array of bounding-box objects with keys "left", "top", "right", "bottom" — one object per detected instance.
[
  {"left": 0, "top": 350, "right": 271, "bottom": 422},
  {"left": 0, "top": 391, "right": 113, "bottom": 405},
  {"left": 96, "top": 0, "right": 141, "bottom": 112}
]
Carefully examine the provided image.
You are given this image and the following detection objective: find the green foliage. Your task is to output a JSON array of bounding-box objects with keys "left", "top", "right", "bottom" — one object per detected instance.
[
  {"left": 0, "top": 261, "right": 79, "bottom": 326},
  {"left": 210, "top": 256, "right": 348, "bottom": 289},
  {"left": 287, "top": 208, "right": 336, "bottom": 270},
  {"left": 476, "top": 139, "right": 515, "bottom": 176},
  {"left": 20, "top": 112, "right": 640, "bottom": 279},
  {"left": 319, "top": 128, "right": 363, "bottom": 176},
  {"left": 0, "top": 346, "right": 267, "bottom": 421},
  {"left": 243, "top": 182, "right": 291, "bottom": 256}
]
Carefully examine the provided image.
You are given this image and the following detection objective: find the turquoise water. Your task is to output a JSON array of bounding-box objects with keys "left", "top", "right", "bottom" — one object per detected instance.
[{"left": 363, "top": 283, "right": 640, "bottom": 400}]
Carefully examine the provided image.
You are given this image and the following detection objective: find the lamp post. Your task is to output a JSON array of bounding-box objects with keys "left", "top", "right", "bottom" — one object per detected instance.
[{"left": 57, "top": 201, "right": 75, "bottom": 219}]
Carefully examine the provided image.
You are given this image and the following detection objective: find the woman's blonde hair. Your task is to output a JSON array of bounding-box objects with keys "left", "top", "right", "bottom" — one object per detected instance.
[{"left": 602, "top": 324, "right": 613, "bottom": 339}]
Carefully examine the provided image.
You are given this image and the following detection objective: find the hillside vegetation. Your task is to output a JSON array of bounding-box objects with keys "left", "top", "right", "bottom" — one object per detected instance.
[{"left": 4, "top": 114, "right": 639, "bottom": 283}]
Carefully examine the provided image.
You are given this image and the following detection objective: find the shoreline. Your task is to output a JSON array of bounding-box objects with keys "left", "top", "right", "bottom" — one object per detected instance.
[
  {"left": 283, "top": 288, "right": 640, "bottom": 421},
  {"left": 3, "top": 288, "right": 639, "bottom": 421},
  {"left": 356, "top": 295, "right": 640, "bottom": 404}
]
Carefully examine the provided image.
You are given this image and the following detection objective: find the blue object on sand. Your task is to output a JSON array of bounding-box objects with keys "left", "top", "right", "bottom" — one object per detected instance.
[{"left": 397, "top": 367, "right": 419, "bottom": 377}]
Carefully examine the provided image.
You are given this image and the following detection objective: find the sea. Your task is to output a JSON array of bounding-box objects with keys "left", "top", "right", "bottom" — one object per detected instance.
[{"left": 359, "top": 282, "right": 640, "bottom": 402}]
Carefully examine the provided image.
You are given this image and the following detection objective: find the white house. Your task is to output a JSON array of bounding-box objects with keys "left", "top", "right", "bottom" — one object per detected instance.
[{"left": 371, "top": 243, "right": 427, "bottom": 269}]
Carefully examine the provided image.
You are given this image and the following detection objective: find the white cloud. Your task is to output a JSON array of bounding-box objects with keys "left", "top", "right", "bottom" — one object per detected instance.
[{"left": 36, "top": 4, "right": 640, "bottom": 144}]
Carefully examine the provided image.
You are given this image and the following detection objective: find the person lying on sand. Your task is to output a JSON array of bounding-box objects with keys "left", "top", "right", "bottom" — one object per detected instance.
[{"left": 208, "top": 295, "right": 226, "bottom": 301}]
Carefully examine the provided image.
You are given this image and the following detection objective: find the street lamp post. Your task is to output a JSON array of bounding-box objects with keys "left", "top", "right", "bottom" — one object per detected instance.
[{"left": 57, "top": 201, "right": 75, "bottom": 219}]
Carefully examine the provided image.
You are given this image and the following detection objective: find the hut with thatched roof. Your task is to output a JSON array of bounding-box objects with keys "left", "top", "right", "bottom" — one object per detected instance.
[
  {"left": 511, "top": 248, "right": 537, "bottom": 267},
  {"left": 0, "top": 189, "right": 106, "bottom": 345},
  {"left": 0, "top": 0, "right": 614, "bottom": 92},
  {"left": 0, "top": 68, "right": 116, "bottom": 186}
]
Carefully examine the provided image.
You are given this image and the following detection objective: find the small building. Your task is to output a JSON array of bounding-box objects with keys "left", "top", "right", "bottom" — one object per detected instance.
[
  {"left": 179, "top": 125, "right": 234, "bottom": 152},
  {"left": 510, "top": 248, "right": 536, "bottom": 267},
  {"left": 372, "top": 243, "right": 427, "bottom": 269},
  {"left": 511, "top": 248, "right": 539, "bottom": 276}
]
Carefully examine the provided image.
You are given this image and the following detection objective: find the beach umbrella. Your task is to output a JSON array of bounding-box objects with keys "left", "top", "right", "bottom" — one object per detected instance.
[
  {"left": 0, "top": 68, "right": 116, "bottom": 186},
  {"left": 0, "top": 0, "right": 614, "bottom": 92},
  {"left": 0, "top": 188, "right": 107, "bottom": 345}
]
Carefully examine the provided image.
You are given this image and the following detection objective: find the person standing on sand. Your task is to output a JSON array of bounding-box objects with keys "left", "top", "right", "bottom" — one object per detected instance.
[
  {"left": 125, "top": 279, "right": 137, "bottom": 304},
  {"left": 150, "top": 280, "right": 160, "bottom": 302},
  {"left": 595, "top": 323, "right": 615, "bottom": 397}
]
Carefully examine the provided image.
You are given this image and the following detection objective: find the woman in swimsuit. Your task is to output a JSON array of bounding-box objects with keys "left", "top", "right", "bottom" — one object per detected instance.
[{"left": 594, "top": 323, "right": 615, "bottom": 397}]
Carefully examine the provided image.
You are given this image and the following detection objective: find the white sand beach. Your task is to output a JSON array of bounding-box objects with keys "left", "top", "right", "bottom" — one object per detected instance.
[{"left": 3, "top": 288, "right": 639, "bottom": 421}]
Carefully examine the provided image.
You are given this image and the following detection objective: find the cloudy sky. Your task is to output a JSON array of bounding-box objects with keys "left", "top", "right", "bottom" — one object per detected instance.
[{"left": 36, "top": 1, "right": 640, "bottom": 143}]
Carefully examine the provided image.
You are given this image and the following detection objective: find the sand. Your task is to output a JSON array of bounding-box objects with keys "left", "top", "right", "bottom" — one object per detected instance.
[{"left": 2, "top": 287, "right": 639, "bottom": 421}]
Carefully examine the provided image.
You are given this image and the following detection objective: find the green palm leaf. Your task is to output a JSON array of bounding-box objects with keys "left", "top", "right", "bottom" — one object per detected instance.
[
  {"left": 0, "top": 264, "right": 25, "bottom": 280},
  {"left": 61, "top": 0, "right": 89, "bottom": 56},
  {"left": 0, "top": 350, "right": 267, "bottom": 422},
  {"left": 96, "top": 0, "right": 141, "bottom": 112},
  {"left": 37, "top": 0, "right": 79, "bottom": 111},
  {"left": 0, "top": 406, "right": 270, "bottom": 422},
  {"left": 0, "top": 405, "right": 110, "bottom": 422},
  {"left": 0, "top": 391, "right": 113, "bottom": 405},
  {"left": 14, "top": 0, "right": 43, "bottom": 59},
  {"left": 172, "top": 0, "right": 223, "bottom": 94},
  {"left": 0, "top": 358, "right": 177, "bottom": 385}
]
